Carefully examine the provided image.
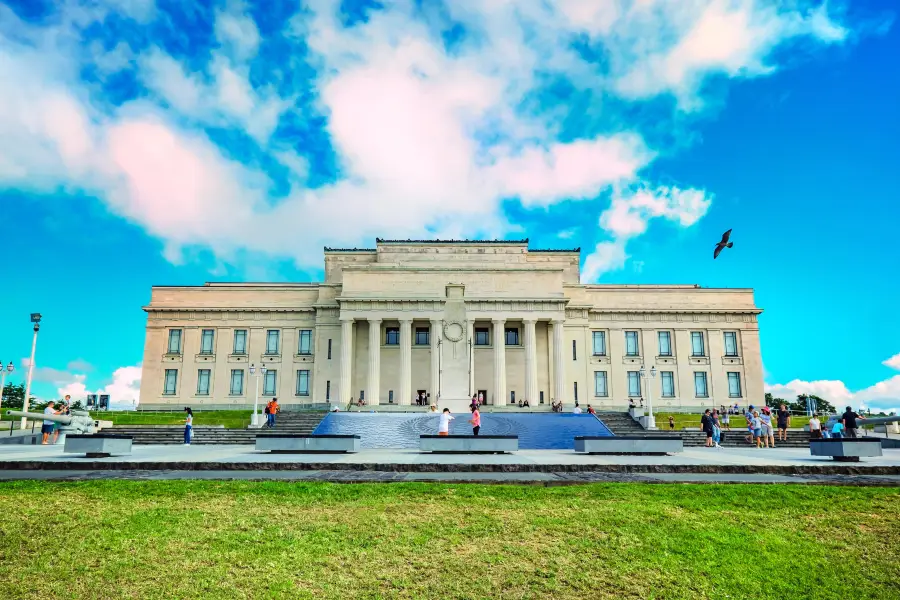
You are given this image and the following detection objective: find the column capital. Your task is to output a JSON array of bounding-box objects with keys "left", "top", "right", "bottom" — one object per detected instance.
[
  {"left": 367, "top": 317, "right": 383, "bottom": 324},
  {"left": 340, "top": 317, "right": 355, "bottom": 323},
  {"left": 551, "top": 318, "right": 566, "bottom": 325},
  {"left": 398, "top": 317, "right": 413, "bottom": 324},
  {"left": 491, "top": 317, "right": 506, "bottom": 325},
  {"left": 523, "top": 318, "right": 538, "bottom": 325}
]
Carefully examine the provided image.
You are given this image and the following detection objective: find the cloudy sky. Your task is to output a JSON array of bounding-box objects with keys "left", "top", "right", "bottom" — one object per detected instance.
[{"left": 0, "top": 0, "right": 897, "bottom": 411}]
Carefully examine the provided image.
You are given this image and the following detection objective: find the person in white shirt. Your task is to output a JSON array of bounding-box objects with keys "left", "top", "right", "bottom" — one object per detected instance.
[
  {"left": 438, "top": 408, "right": 454, "bottom": 436},
  {"left": 808, "top": 413, "right": 822, "bottom": 439},
  {"left": 573, "top": 402, "right": 582, "bottom": 414},
  {"left": 41, "top": 401, "right": 60, "bottom": 445}
]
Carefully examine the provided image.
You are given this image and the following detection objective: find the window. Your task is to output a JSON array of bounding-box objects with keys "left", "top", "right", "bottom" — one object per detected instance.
[
  {"left": 233, "top": 329, "right": 247, "bottom": 354},
  {"left": 510, "top": 391, "right": 515, "bottom": 404},
  {"left": 661, "top": 371, "right": 675, "bottom": 397},
  {"left": 298, "top": 330, "right": 313, "bottom": 355},
  {"left": 574, "top": 382, "right": 578, "bottom": 402},
  {"left": 164, "top": 369, "right": 178, "bottom": 395},
  {"left": 724, "top": 332, "right": 739, "bottom": 357},
  {"left": 627, "top": 371, "right": 641, "bottom": 397},
  {"left": 592, "top": 331, "right": 606, "bottom": 356},
  {"left": 694, "top": 372, "right": 709, "bottom": 397},
  {"left": 263, "top": 370, "right": 277, "bottom": 395},
  {"left": 296, "top": 370, "right": 310, "bottom": 396},
  {"left": 691, "top": 332, "right": 705, "bottom": 356},
  {"left": 325, "top": 380, "right": 331, "bottom": 401},
  {"left": 539, "top": 391, "right": 544, "bottom": 404},
  {"left": 728, "top": 372, "right": 742, "bottom": 398},
  {"left": 167, "top": 330, "right": 182, "bottom": 354},
  {"left": 389, "top": 390, "right": 394, "bottom": 403},
  {"left": 572, "top": 340, "right": 577, "bottom": 361},
  {"left": 200, "top": 329, "right": 215, "bottom": 354},
  {"left": 594, "top": 371, "right": 608, "bottom": 397},
  {"left": 415, "top": 327, "right": 430, "bottom": 345},
  {"left": 505, "top": 327, "right": 519, "bottom": 345},
  {"left": 327, "top": 339, "right": 332, "bottom": 359},
  {"left": 658, "top": 331, "right": 671, "bottom": 357},
  {"left": 625, "top": 331, "right": 639, "bottom": 356},
  {"left": 266, "top": 330, "right": 280, "bottom": 355},
  {"left": 197, "top": 369, "right": 211, "bottom": 395},
  {"left": 230, "top": 369, "right": 244, "bottom": 395},
  {"left": 359, "top": 390, "right": 364, "bottom": 401},
  {"left": 475, "top": 328, "right": 490, "bottom": 346},
  {"left": 385, "top": 327, "right": 399, "bottom": 345}
]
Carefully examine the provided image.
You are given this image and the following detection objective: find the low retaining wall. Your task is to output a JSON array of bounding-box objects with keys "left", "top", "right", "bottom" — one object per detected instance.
[
  {"left": 420, "top": 435, "right": 518, "bottom": 453},
  {"left": 64, "top": 434, "right": 133, "bottom": 458},
  {"left": 255, "top": 434, "right": 360, "bottom": 453},
  {"left": 575, "top": 436, "right": 683, "bottom": 455},
  {"left": 810, "top": 438, "right": 882, "bottom": 461}
]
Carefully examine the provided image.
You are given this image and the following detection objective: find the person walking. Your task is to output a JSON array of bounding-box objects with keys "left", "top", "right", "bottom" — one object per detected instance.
[
  {"left": 701, "top": 409, "right": 714, "bottom": 448},
  {"left": 722, "top": 411, "right": 731, "bottom": 431},
  {"left": 808, "top": 413, "right": 822, "bottom": 439},
  {"left": 438, "top": 408, "right": 454, "bottom": 436},
  {"left": 469, "top": 404, "right": 481, "bottom": 436},
  {"left": 668, "top": 415, "right": 675, "bottom": 431},
  {"left": 776, "top": 404, "right": 791, "bottom": 442},
  {"left": 841, "top": 406, "right": 864, "bottom": 438},
  {"left": 744, "top": 405, "right": 756, "bottom": 445},
  {"left": 183, "top": 407, "right": 193, "bottom": 445},
  {"left": 269, "top": 398, "right": 280, "bottom": 428},
  {"left": 711, "top": 409, "right": 722, "bottom": 448}
]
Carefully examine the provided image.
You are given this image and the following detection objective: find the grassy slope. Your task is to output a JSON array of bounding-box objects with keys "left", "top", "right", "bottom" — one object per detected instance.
[{"left": 0, "top": 481, "right": 897, "bottom": 599}]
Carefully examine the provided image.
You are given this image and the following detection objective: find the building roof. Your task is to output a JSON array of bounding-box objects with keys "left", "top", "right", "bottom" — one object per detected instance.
[{"left": 375, "top": 238, "right": 529, "bottom": 244}]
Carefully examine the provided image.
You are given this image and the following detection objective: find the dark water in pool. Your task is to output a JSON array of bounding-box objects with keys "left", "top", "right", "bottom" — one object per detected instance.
[{"left": 312, "top": 412, "right": 614, "bottom": 449}]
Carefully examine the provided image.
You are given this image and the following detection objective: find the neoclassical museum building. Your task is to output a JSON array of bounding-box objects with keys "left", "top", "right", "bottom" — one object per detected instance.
[{"left": 139, "top": 239, "right": 763, "bottom": 411}]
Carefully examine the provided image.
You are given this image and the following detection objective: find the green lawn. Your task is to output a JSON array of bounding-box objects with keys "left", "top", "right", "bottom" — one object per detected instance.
[
  {"left": 0, "top": 482, "right": 897, "bottom": 599},
  {"left": 1, "top": 410, "right": 253, "bottom": 429},
  {"left": 655, "top": 412, "right": 814, "bottom": 430}
]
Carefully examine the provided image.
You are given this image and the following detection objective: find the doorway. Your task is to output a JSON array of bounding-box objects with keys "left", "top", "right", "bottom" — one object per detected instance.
[
  {"left": 477, "top": 389, "right": 488, "bottom": 405},
  {"left": 416, "top": 389, "right": 427, "bottom": 406}
]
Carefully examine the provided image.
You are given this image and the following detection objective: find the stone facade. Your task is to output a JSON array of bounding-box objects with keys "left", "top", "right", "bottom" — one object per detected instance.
[{"left": 139, "top": 239, "right": 764, "bottom": 411}]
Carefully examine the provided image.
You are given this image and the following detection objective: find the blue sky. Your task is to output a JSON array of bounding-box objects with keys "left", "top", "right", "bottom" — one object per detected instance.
[{"left": 0, "top": 0, "right": 898, "bottom": 411}]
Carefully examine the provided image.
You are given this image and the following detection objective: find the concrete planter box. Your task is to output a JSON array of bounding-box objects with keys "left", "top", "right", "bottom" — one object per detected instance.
[
  {"left": 64, "top": 434, "right": 133, "bottom": 458},
  {"left": 420, "top": 435, "right": 518, "bottom": 453},
  {"left": 255, "top": 434, "right": 360, "bottom": 453},
  {"left": 574, "top": 436, "right": 684, "bottom": 455},
  {"left": 810, "top": 438, "right": 883, "bottom": 462}
]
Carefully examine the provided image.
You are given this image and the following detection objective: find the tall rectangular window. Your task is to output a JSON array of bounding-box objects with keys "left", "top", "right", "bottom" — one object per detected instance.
[
  {"left": 572, "top": 340, "right": 577, "bottom": 361},
  {"left": 266, "top": 330, "right": 280, "bottom": 355},
  {"left": 389, "top": 390, "right": 394, "bottom": 403},
  {"left": 296, "top": 370, "right": 310, "bottom": 396},
  {"left": 230, "top": 369, "right": 244, "bottom": 395},
  {"left": 327, "top": 339, "right": 332, "bottom": 359},
  {"left": 539, "top": 391, "right": 544, "bottom": 404},
  {"left": 298, "top": 329, "right": 312, "bottom": 355},
  {"left": 661, "top": 371, "right": 675, "bottom": 397},
  {"left": 658, "top": 331, "right": 672, "bottom": 356},
  {"left": 197, "top": 369, "right": 211, "bottom": 395},
  {"left": 728, "top": 372, "right": 742, "bottom": 397},
  {"left": 627, "top": 371, "right": 641, "bottom": 397},
  {"left": 263, "top": 370, "right": 277, "bottom": 395},
  {"left": 625, "top": 331, "right": 639, "bottom": 356},
  {"left": 691, "top": 332, "right": 705, "bottom": 356},
  {"left": 385, "top": 327, "right": 399, "bottom": 345},
  {"left": 200, "top": 329, "right": 215, "bottom": 355},
  {"left": 167, "top": 330, "right": 182, "bottom": 354},
  {"left": 694, "top": 372, "right": 709, "bottom": 397},
  {"left": 233, "top": 329, "right": 247, "bottom": 354},
  {"left": 475, "top": 328, "right": 490, "bottom": 345},
  {"left": 592, "top": 331, "right": 606, "bottom": 356},
  {"left": 415, "top": 327, "right": 430, "bottom": 345},
  {"left": 164, "top": 369, "right": 178, "bottom": 395},
  {"left": 724, "top": 332, "right": 739, "bottom": 357},
  {"left": 326, "top": 380, "right": 331, "bottom": 400},
  {"left": 505, "top": 327, "right": 519, "bottom": 345},
  {"left": 594, "top": 371, "right": 608, "bottom": 397},
  {"left": 573, "top": 382, "right": 578, "bottom": 402}
]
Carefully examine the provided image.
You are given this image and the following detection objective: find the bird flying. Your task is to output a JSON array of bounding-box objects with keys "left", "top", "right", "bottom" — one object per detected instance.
[{"left": 714, "top": 229, "right": 733, "bottom": 259}]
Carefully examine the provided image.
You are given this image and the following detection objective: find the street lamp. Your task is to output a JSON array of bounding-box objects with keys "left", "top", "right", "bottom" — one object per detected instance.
[
  {"left": 0, "top": 361, "right": 14, "bottom": 411},
  {"left": 21, "top": 313, "right": 41, "bottom": 429},
  {"left": 249, "top": 363, "right": 268, "bottom": 428},
  {"left": 639, "top": 364, "right": 657, "bottom": 429}
]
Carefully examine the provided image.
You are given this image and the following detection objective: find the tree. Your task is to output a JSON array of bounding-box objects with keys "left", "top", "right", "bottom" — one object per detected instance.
[{"left": 1, "top": 383, "right": 35, "bottom": 410}]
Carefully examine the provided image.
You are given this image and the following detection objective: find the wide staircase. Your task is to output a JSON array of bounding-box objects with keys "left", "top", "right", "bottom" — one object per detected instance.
[
  {"left": 110, "top": 412, "right": 327, "bottom": 445},
  {"left": 595, "top": 412, "right": 811, "bottom": 448}
]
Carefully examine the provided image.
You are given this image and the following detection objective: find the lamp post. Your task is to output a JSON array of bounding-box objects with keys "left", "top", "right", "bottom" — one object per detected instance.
[
  {"left": 21, "top": 313, "right": 41, "bottom": 429},
  {"left": 639, "top": 364, "right": 657, "bottom": 429},
  {"left": 0, "top": 361, "right": 14, "bottom": 411},
  {"left": 249, "top": 363, "right": 267, "bottom": 428}
]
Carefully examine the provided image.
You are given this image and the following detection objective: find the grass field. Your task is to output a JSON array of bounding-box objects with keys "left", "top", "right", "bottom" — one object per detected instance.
[
  {"left": 655, "top": 412, "right": 814, "bottom": 431},
  {"left": 1, "top": 482, "right": 898, "bottom": 599}
]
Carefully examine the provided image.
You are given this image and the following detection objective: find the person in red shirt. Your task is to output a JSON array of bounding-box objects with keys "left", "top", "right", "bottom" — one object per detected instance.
[{"left": 587, "top": 405, "right": 596, "bottom": 415}]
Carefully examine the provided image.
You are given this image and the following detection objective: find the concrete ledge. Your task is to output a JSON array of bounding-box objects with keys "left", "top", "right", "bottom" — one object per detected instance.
[
  {"left": 575, "top": 436, "right": 684, "bottom": 455},
  {"left": 64, "top": 434, "right": 133, "bottom": 458},
  {"left": 255, "top": 434, "right": 360, "bottom": 453},
  {"left": 419, "top": 435, "right": 518, "bottom": 453},
  {"left": 811, "top": 438, "right": 883, "bottom": 462}
]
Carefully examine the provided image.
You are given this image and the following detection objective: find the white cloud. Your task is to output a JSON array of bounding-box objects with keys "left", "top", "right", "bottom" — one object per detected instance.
[
  {"left": 58, "top": 365, "right": 142, "bottom": 409},
  {"left": 215, "top": 4, "right": 261, "bottom": 60},
  {"left": 883, "top": 353, "right": 900, "bottom": 370}
]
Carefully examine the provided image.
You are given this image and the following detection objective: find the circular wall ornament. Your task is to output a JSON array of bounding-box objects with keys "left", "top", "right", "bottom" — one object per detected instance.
[{"left": 443, "top": 321, "right": 464, "bottom": 342}]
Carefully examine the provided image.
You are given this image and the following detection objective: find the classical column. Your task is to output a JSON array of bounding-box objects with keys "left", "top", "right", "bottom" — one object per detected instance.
[
  {"left": 492, "top": 318, "right": 506, "bottom": 405},
  {"left": 367, "top": 318, "right": 382, "bottom": 405},
  {"left": 430, "top": 318, "right": 441, "bottom": 404},
  {"left": 399, "top": 318, "right": 412, "bottom": 405},
  {"left": 466, "top": 320, "right": 475, "bottom": 397},
  {"left": 552, "top": 319, "right": 566, "bottom": 405},
  {"left": 523, "top": 318, "right": 538, "bottom": 405},
  {"left": 339, "top": 318, "right": 354, "bottom": 405}
]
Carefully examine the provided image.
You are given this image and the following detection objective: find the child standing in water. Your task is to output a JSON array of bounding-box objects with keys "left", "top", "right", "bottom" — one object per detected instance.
[
  {"left": 438, "top": 408, "right": 453, "bottom": 436},
  {"left": 469, "top": 404, "right": 481, "bottom": 436}
]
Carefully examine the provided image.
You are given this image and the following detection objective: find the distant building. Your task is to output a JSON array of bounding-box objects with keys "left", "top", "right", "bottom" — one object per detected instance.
[{"left": 139, "top": 239, "right": 763, "bottom": 411}]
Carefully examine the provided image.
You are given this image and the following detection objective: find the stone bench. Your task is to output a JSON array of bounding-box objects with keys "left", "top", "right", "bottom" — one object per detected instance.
[
  {"left": 419, "top": 435, "right": 518, "bottom": 453},
  {"left": 255, "top": 434, "right": 360, "bottom": 453},
  {"left": 810, "top": 438, "right": 883, "bottom": 462},
  {"left": 64, "top": 434, "right": 133, "bottom": 458},
  {"left": 574, "top": 435, "right": 684, "bottom": 455}
]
